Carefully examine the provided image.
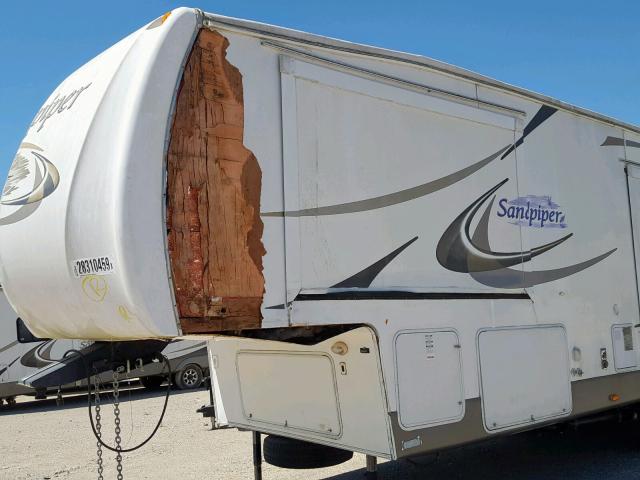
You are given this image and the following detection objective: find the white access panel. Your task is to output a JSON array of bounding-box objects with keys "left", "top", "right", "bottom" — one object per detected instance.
[
  {"left": 236, "top": 351, "right": 341, "bottom": 437},
  {"left": 394, "top": 330, "right": 464, "bottom": 430},
  {"left": 612, "top": 324, "right": 637, "bottom": 370},
  {"left": 478, "top": 325, "right": 572, "bottom": 432}
]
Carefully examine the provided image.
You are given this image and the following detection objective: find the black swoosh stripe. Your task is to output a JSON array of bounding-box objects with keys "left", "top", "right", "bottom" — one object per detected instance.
[
  {"left": 265, "top": 236, "right": 419, "bottom": 309},
  {"left": 267, "top": 291, "right": 529, "bottom": 306},
  {"left": 20, "top": 340, "right": 56, "bottom": 368},
  {"left": 294, "top": 291, "right": 530, "bottom": 301},
  {"left": 601, "top": 136, "right": 640, "bottom": 149},
  {"left": 265, "top": 303, "right": 289, "bottom": 310},
  {"left": 0, "top": 356, "right": 20, "bottom": 376},
  {"left": 501, "top": 105, "right": 558, "bottom": 159},
  {"left": 331, "top": 237, "right": 418, "bottom": 288}
]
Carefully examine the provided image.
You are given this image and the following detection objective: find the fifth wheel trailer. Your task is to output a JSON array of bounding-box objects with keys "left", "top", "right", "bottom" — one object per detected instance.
[
  {"left": 0, "top": 288, "right": 208, "bottom": 404},
  {"left": 1, "top": 6, "right": 640, "bottom": 467}
]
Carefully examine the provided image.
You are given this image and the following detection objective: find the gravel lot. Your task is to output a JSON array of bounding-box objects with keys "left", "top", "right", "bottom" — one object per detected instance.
[{"left": 1, "top": 386, "right": 640, "bottom": 480}]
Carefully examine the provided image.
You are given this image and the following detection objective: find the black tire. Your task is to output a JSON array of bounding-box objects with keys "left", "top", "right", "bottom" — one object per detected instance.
[
  {"left": 174, "top": 364, "right": 203, "bottom": 390},
  {"left": 140, "top": 375, "right": 165, "bottom": 390},
  {"left": 263, "top": 435, "right": 353, "bottom": 469}
]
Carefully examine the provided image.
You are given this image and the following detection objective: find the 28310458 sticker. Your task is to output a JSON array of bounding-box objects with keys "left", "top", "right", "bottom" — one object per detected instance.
[{"left": 72, "top": 256, "right": 115, "bottom": 278}]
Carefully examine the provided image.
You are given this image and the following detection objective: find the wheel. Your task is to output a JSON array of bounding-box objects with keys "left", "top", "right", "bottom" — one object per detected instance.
[
  {"left": 263, "top": 435, "right": 353, "bottom": 469},
  {"left": 140, "top": 375, "right": 165, "bottom": 390},
  {"left": 174, "top": 364, "right": 203, "bottom": 390},
  {"left": 5, "top": 397, "right": 16, "bottom": 407}
]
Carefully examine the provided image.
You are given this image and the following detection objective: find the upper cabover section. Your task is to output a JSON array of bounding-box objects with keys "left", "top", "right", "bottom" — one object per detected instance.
[{"left": 202, "top": 11, "right": 640, "bottom": 136}]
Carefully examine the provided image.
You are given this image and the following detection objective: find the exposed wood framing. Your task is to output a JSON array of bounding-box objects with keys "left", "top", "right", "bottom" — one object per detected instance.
[{"left": 166, "top": 29, "right": 265, "bottom": 334}]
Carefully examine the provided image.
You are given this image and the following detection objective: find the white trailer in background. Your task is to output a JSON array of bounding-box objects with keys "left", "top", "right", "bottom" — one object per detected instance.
[
  {"left": 0, "top": 289, "right": 208, "bottom": 404},
  {"left": 0, "top": 6, "right": 639, "bottom": 473}
]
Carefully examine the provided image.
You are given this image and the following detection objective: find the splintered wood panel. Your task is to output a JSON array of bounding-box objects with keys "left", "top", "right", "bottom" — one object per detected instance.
[{"left": 166, "top": 29, "right": 265, "bottom": 334}]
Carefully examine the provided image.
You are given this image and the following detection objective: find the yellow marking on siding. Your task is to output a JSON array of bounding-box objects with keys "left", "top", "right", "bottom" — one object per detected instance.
[
  {"left": 117, "top": 305, "right": 136, "bottom": 321},
  {"left": 81, "top": 275, "right": 108, "bottom": 302}
]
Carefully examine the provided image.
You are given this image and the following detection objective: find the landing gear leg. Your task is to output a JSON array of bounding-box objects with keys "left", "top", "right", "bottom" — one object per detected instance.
[
  {"left": 252, "top": 431, "right": 262, "bottom": 480},
  {"left": 365, "top": 455, "right": 377, "bottom": 479},
  {"left": 206, "top": 377, "right": 215, "bottom": 430}
]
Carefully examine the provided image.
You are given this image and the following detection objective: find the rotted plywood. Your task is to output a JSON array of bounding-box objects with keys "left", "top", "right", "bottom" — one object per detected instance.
[{"left": 166, "top": 29, "right": 265, "bottom": 334}]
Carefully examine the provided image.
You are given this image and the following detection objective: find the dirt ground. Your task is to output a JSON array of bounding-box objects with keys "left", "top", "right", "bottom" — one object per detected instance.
[
  {"left": 0, "top": 386, "right": 372, "bottom": 480},
  {"left": 3, "top": 386, "right": 640, "bottom": 480}
]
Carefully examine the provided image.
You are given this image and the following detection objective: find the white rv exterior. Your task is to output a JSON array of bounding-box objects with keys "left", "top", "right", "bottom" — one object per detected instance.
[{"left": 1, "top": 7, "right": 639, "bottom": 460}]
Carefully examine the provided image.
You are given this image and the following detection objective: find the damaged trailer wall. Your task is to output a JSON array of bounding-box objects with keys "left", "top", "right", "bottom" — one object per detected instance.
[{"left": 166, "top": 29, "right": 265, "bottom": 334}]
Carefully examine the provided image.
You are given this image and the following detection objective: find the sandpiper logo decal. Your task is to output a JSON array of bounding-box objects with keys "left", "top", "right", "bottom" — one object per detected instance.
[
  {"left": 2, "top": 143, "right": 59, "bottom": 206},
  {"left": 30, "top": 83, "right": 91, "bottom": 132},
  {"left": 497, "top": 195, "right": 567, "bottom": 229},
  {"left": 437, "top": 179, "right": 616, "bottom": 288},
  {"left": 0, "top": 143, "right": 60, "bottom": 225}
]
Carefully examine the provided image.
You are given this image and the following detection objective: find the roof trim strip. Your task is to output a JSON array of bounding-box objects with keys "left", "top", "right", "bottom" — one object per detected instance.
[
  {"left": 263, "top": 41, "right": 525, "bottom": 117},
  {"left": 202, "top": 12, "right": 640, "bottom": 135}
]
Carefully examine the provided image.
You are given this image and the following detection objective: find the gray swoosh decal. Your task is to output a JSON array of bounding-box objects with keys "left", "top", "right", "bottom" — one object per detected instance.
[
  {"left": 1, "top": 151, "right": 60, "bottom": 206},
  {"left": 167, "top": 341, "right": 207, "bottom": 354},
  {"left": 262, "top": 146, "right": 511, "bottom": 217},
  {"left": 0, "top": 357, "right": 20, "bottom": 377},
  {"left": 469, "top": 198, "right": 616, "bottom": 287},
  {"left": 469, "top": 250, "right": 617, "bottom": 288},
  {"left": 601, "top": 136, "right": 640, "bottom": 149},
  {"left": 436, "top": 179, "right": 571, "bottom": 273},
  {"left": 0, "top": 157, "right": 44, "bottom": 225},
  {"left": 0, "top": 201, "right": 41, "bottom": 225},
  {"left": 19, "top": 142, "right": 43, "bottom": 152},
  {"left": 0, "top": 340, "right": 18, "bottom": 355},
  {"left": 262, "top": 104, "right": 557, "bottom": 218},
  {"left": 20, "top": 340, "right": 57, "bottom": 368}
]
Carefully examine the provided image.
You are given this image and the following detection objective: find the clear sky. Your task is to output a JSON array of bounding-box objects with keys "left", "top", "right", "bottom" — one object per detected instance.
[{"left": 1, "top": 1, "right": 638, "bottom": 180}]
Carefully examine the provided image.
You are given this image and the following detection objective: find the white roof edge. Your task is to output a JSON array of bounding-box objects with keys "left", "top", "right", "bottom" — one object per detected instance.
[{"left": 202, "top": 11, "right": 640, "bottom": 135}]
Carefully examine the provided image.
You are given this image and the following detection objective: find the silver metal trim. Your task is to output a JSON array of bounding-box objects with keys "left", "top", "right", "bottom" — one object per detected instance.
[
  {"left": 263, "top": 42, "right": 524, "bottom": 116},
  {"left": 202, "top": 13, "right": 640, "bottom": 135},
  {"left": 620, "top": 158, "right": 640, "bottom": 168}
]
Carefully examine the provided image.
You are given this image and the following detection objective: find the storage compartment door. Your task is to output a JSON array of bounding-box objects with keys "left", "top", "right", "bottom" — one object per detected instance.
[
  {"left": 478, "top": 325, "right": 572, "bottom": 432},
  {"left": 394, "top": 330, "right": 465, "bottom": 430},
  {"left": 236, "top": 351, "right": 341, "bottom": 437}
]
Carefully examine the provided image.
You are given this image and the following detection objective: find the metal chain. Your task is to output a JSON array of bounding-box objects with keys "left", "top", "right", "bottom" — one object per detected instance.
[
  {"left": 113, "top": 370, "right": 123, "bottom": 480},
  {"left": 94, "top": 374, "right": 104, "bottom": 480}
]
